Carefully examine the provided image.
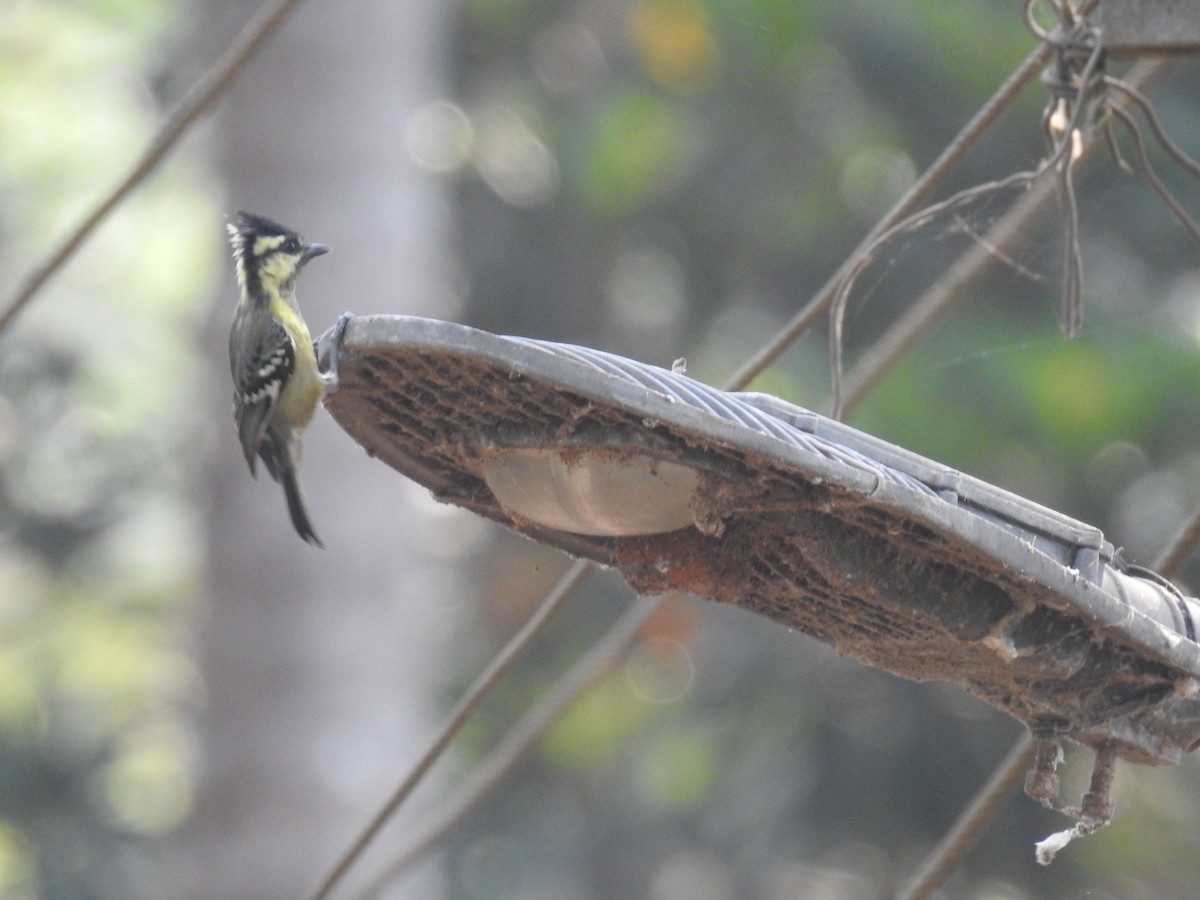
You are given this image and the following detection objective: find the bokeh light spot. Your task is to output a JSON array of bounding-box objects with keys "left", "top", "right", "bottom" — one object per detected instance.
[
  {"left": 405, "top": 100, "right": 474, "bottom": 173},
  {"left": 624, "top": 636, "right": 695, "bottom": 705}
]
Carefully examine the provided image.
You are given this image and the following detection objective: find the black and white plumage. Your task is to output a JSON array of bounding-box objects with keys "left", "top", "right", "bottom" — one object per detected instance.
[{"left": 227, "top": 212, "right": 329, "bottom": 546}]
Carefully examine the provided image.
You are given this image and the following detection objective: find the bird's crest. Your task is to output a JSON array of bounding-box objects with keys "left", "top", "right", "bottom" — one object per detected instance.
[{"left": 226, "top": 212, "right": 304, "bottom": 290}]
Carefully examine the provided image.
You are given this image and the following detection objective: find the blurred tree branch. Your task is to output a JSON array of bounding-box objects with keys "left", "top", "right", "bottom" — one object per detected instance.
[{"left": 0, "top": 0, "right": 308, "bottom": 332}]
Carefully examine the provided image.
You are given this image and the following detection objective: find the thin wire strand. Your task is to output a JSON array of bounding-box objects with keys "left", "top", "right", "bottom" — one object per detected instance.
[
  {"left": 1110, "top": 104, "right": 1200, "bottom": 248},
  {"left": 836, "top": 57, "right": 1167, "bottom": 414},
  {"left": 1057, "top": 149, "right": 1084, "bottom": 336},
  {"left": 1107, "top": 79, "right": 1200, "bottom": 180},
  {"left": 829, "top": 16, "right": 1109, "bottom": 415},
  {"left": 1051, "top": 29, "right": 1108, "bottom": 339},
  {"left": 0, "top": 0, "right": 311, "bottom": 333},
  {"left": 721, "top": 39, "right": 1055, "bottom": 393},
  {"left": 306, "top": 559, "right": 594, "bottom": 900},
  {"left": 832, "top": 180, "right": 1057, "bottom": 416},
  {"left": 827, "top": 165, "right": 1047, "bottom": 415},
  {"left": 894, "top": 736, "right": 1038, "bottom": 900},
  {"left": 354, "top": 596, "right": 664, "bottom": 898}
]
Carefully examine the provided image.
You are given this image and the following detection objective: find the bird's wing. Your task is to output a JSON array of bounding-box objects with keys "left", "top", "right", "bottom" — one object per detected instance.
[{"left": 231, "top": 315, "right": 296, "bottom": 476}]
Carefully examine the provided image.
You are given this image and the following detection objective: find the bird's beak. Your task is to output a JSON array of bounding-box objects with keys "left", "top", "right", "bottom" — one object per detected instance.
[{"left": 302, "top": 242, "right": 330, "bottom": 262}]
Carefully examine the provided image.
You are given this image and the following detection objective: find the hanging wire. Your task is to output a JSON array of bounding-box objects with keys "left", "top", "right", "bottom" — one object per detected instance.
[
  {"left": 829, "top": 0, "right": 1113, "bottom": 417},
  {"left": 1028, "top": 0, "right": 1200, "bottom": 330},
  {"left": 1107, "top": 90, "right": 1200, "bottom": 248},
  {"left": 1034, "top": 0, "right": 1109, "bottom": 337},
  {"left": 831, "top": 0, "right": 1200, "bottom": 419},
  {"left": 722, "top": 39, "right": 1058, "bottom": 394}
]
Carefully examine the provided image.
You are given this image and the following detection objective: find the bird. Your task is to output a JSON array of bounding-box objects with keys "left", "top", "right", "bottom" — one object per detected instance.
[{"left": 226, "top": 211, "right": 334, "bottom": 547}]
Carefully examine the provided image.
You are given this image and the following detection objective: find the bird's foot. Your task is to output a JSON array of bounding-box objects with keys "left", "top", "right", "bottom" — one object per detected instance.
[{"left": 317, "top": 312, "right": 354, "bottom": 391}]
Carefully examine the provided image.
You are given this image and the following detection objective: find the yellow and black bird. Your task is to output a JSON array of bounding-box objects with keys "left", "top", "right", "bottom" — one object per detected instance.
[{"left": 227, "top": 211, "right": 332, "bottom": 546}]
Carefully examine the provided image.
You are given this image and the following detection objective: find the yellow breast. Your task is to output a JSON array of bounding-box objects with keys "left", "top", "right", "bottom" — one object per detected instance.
[{"left": 269, "top": 295, "right": 323, "bottom": 429}]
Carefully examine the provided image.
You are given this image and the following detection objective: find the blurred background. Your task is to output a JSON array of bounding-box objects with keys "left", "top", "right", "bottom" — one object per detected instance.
[{"left": 4, "top": 0, "right": 1200, "bottom": 897}]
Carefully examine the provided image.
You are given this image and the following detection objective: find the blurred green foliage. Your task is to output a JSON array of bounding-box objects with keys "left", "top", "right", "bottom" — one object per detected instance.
[
  {"left": 576, "top": 89, "right": 688, "bottom": 215},
  {"left": 0, "top": 1, "right": 217, "bottom": 895},
  {"left": 544, "top": 673, "right": 657, "bottom": 770}
]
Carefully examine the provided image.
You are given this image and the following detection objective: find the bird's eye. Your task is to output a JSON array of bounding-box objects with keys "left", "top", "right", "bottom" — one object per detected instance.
[{"left": 283, "top": 237, "right": 300, "bottom": 254}]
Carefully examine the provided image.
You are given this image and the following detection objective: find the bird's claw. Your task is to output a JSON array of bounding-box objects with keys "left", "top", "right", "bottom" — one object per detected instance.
[{"left": 317, "top": 312, "right": 354, "bottom": 391}]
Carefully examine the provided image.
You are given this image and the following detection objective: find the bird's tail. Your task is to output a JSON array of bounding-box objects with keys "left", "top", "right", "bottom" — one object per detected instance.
[
  {"left": 281, "top": 463, "right": 322, "bottom": 547},
  {"left": 262, "top": 432, "right": 323, "bottom": 547}
]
